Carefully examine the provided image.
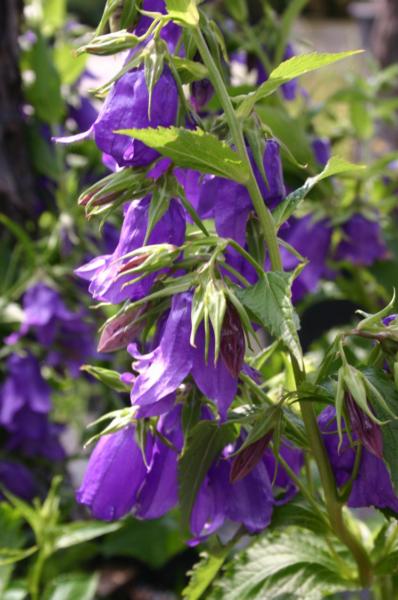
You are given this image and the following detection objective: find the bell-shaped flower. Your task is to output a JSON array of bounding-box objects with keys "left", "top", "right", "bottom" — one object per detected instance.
[
  {"left": 55, "top": 64, "right": 178, "bottom": 169},
  {"left": 319, "top": 406, "right": 398, "bottom": 513},
  {"left": 76, "top": 196, "right": 185, "bottom": 304},
  {"left": 76, "top": 425, "right": 152, "bottom": 521},
  {"left": 197, "top": 141, "right": 285, "bottom": 247},
  {"left": 128, "top": 292, "right": 238, "bottom": 418}
]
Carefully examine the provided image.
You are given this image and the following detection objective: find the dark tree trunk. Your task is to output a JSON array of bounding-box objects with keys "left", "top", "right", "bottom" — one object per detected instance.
[
  {"left": 0, "top": 0, "right": 36, "bottom": 222},
  {"left": 372, "top": 0, "right": 398, "bottom": 67}
]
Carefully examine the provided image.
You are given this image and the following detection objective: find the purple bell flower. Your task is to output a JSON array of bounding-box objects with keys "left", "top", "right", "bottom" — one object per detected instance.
[
  {"left": 76, "top": 424, "right": 152, "bottom": 521},
  {"left": 334, "top": 213, "right": 388, "bottom": 266},
  {"left": 129, "top": 292, "right": 237, "bottom": 419},
  {"left": 56, "top": 64, "right": 178, "bottom": 169},
  {"left": 280, "top": 215, "right": 333, "bottom": 302},
  {"left": 197, "top": 141, "right": 285, "bottom": 246},
  {"left": 76, "top": 196, "right": 185, "bottom": 304},
  {"left": 135, "top": 406, "right": 183, "bottom": 519},
  {"left": 319, "top": 406, "right": 398, "bottom": 513},
  {"left": 6, "top": 411, "right": 65, "bottom": 461}
]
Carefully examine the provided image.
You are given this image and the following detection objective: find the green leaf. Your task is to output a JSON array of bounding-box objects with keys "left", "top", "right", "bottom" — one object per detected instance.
[
  {"left": 179, "top": 421, "right": 237, "bottom": 533},
  {"left": 172, "top": 56, "right": 208, "bottom": 84},
  {"left": 166, "top": 0, "right": 199, "bottom": 26},
  {"left": 0, "top": 546, "right": 37, "bottom": 566},
  {"left": 270, "top": 498, "right": 329, "bottom": 535},
  {"left": 237, "top": 272, "right": 303, "bottom": 368},
  {"left": 53, "top": 42, "right": 87, "bottom": 86},
  {"left": 23, "top": 34, "right": 64, "bottom": 124},
  {"left": 363, "top": 368, "right": 398, "bottom": 494},
  {"left": 144, "top": 181, "right": 171, "bottom": 244},
  {"left": 0, "top": 504, "right": 25, "bottom": 596},
  {"left": 211, "top": 529, "right": 354, "bottom": 600},
  {"left": 273, "top": 157, "right": 365, "bottom": 227},
  {"left": 183, "top": 550, "right": 228, "bottom": 600},
  {"left": 238, "top": 50, "right": 363, "bottom": 118},
  {"left": 53, "top": 521, "right": 121, "bottom": 551},
  {"left": 117, "top": 127, "right": 248, "bottom": 183},
  {"left": 43, "top": 573, "right": 98, "bottom": 600},
  {"left": 42, "top": 0, "right": 66, "bottom": 35},
  {"left": 101, "top": 516, "right": 184, "bottom": 569},
  {"left": 80, "top": 365, "right": 130, "bottom": 393}
]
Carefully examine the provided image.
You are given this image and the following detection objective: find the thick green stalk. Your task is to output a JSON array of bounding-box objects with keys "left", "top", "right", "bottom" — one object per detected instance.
[
  {"left": 193, "top": 28, "right": 282, "bottom": 271},
  {"left": 193, "top": 23, "right": 372, "bottom": 587}
]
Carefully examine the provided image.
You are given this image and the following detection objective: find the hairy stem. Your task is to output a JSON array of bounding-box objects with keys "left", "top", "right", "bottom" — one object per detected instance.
[
  {"left": 193, "top": 21, "right": 372, "bottom": 588},
  {"left": 193, "top": 27, "right": 282, "bottom": 271}
]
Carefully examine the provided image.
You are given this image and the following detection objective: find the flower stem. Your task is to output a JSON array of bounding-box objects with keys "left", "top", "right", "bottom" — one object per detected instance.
[
  {"left": 193, "top": 21, "right": 372, "bottom": 588},
  {"left": 193, "top": 28, "right": 282, "bottom": 272}
]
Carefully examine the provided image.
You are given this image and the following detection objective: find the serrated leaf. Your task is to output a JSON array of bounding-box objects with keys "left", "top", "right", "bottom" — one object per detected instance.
[
  {"left": 237, "top": 272, "right": 303, "bottom": 367},
  {"left": 211, "top": 529, "right": 354, "bottom": 600},
  {"left": 166, "top": 0, "right": 199, "bottom": 26},
  {"left": 117, "top": 127, "right": 248, "bottom": 183},
  {"left": 273, "top": 157, "right": 365, "bottom": 227},
  {"left": 270, "top": 497, "right": 329, "bottom": 534},
  {"left": 178, "top": 421, "right": 237, "bottom": 534},
  {"left": 183, "top": 550, "right": 228, "bottom": 600},
  {"left": 238, "top": 50, "right": 363, "bottom": 118}
]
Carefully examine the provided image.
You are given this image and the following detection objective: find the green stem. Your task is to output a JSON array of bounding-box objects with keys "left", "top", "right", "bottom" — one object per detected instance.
[
  {"left": 193, "top": 21, "right": 372, "bottom": 588},
  {"left": 193, "top": 28, "right": 282, "bottom": 271}
]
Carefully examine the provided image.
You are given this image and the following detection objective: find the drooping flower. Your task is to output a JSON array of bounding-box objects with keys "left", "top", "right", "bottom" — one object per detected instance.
[
  {"left": 345, "top": 393, "right": 383, "bottom": 459},
  {"left": 190, "top": 438, "right": 303, "bottom": 539},
  {"left": 280, "top": 215, "right": 333, "bottom": 302},
  {"left": 197, "top": 141, "right": 285, "bottom": 246},
  {"left": 128, "top": 292, "right": 238, "bottom": 418},
  {"left": 319, "top": 406, "right": 398, "bottom": 513},
  {"left": 76, "top": 196, "right": 185, "bottom": 304},
  {"left": 56, "top": 64, "right": 178, "bottom": 169},
  {"left": 334, "top": 213, "right": 388, "bottom": 266},
  {"left": 76, "top": 425, "right": 152, "bottom": 521}
]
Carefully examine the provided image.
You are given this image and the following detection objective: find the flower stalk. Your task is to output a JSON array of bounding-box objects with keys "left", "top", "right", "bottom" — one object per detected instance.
[{"left": 194, "top": 22, "right": 372, "bottom": 588}]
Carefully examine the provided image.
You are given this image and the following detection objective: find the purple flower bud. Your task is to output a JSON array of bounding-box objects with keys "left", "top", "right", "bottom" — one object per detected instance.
[
  {"left": 383, "top": 314, "right": 397, "bottom": 326},
  {"left": 346, "top": 393, "right": 383, "bottom": 459},
  {"left": 230, "top": 431, "right": 273, "bottom": 483},
  {"left": 220, "top": 303, "right": 245, "bottom": 378},
  {"left": 97, "top": 305, "right": 147, "bottom": 353}
]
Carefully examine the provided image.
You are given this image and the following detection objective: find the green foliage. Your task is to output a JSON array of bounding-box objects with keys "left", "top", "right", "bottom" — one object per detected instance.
[
  {"left": 238, "top": 50, "right": 363, "bottom": 118},
  {"left": 42, "top": 573, "right": 98, "bottom": 600},
  {"left": 117, "top": 127, "right": 248, "bottom": 183},
  {"left": 209, "top": 528, "right": 355, "bottom": 600},
  {"left": 166, "top": 0, "right": 200, "bottom": 26},
  {"left": 101, "top": 515, "right": 185, "bottom": 569},
  {"left": 237, "top": 272, "right": 303, "bottom": 367},
  {"left": 80, "top": 365, "right": 131, "bottom": 393},
  {"left": 183, "top": 550, "right": 229, "bottom": 600}
]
